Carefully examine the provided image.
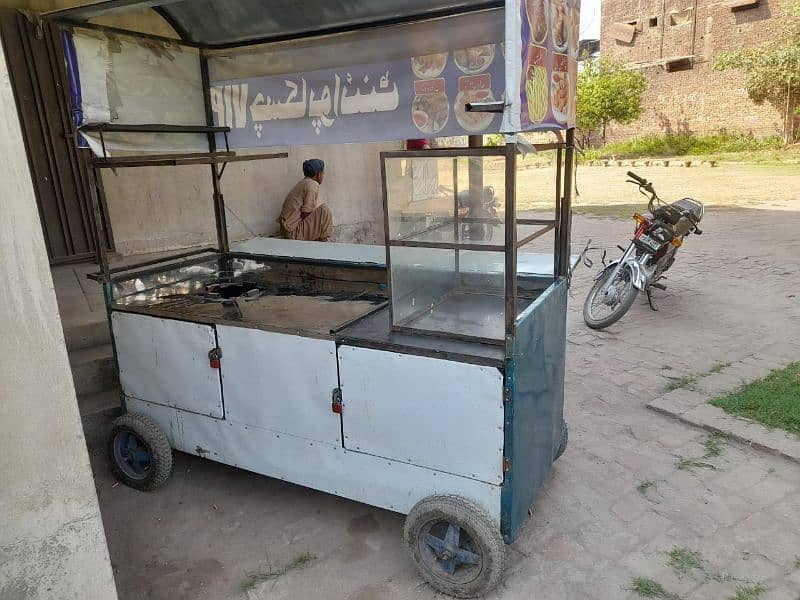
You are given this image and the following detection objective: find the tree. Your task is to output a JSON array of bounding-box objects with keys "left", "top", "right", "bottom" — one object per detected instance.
[
  {"left": 576, "top": 57, "right": 647, "bottom": 146},
  {"left": 714, "top": 0, "right": 800, "bottom": 143}
]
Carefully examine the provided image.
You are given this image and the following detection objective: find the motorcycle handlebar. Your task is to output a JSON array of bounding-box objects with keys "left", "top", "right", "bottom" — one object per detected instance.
[{"left": 627, "top": 171, "right": 646, "bottom": 184}]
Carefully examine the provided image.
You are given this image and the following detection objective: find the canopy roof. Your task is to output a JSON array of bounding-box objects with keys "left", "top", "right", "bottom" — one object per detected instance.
[{"left": 44, "top": 0, "right": 503, "bottom": 48}]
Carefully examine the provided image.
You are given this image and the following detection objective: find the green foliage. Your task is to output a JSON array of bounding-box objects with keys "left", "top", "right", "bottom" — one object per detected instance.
[
  {"left": 714, "top": 0, "right": 800, "bottom": 141},
  {"left": 577, "top": 57, "right": 647, "bottom": 144},
  {"left": 629, "top": 577, "right": 682, "bottom": 599},
  {"left": 484, "top": 133, "right": 504, "bottom": 147},
  {"left": 240, "top": 553, "right": 316, "bottom": 592},
  {"left": 581, "top": 132, "right": 783, "bottom": 161},
  {"left": 729, "top": 584, "right": 767, "bottom": 600},
  {"left": 710, "top": 362, "right": 800, "bottom": 435},
  {"left": 637, "top": 480, "right": 656, "bottom": 495},
  {"left": 667, "top": 547, "right": 704, "bottom": 577}
]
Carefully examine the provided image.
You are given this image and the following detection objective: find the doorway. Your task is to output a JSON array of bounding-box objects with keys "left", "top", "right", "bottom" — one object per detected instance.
[{"left": 0, "top": 10, "right": 112, "bottom": 264}]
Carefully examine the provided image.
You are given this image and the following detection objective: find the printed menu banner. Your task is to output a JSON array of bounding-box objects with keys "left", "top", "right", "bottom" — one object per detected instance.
[
  {"left": 211, "top": 46, "right": 505, "bottom": 148},
  {"left": 518, "top": 0, "right": 579, "bottom": 130}
]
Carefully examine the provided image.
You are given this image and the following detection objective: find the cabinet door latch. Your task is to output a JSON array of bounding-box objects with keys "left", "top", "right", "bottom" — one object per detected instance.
[
  {"left": 208, "top": 347, "right": 222, "bottom": 369},
  {"left": 331, "top": 388, "right": 343, "bottom": 414}
]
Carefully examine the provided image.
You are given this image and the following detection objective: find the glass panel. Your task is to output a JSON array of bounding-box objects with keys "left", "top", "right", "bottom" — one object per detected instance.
[
  {"left": 385, "top": 154, "right": 506, "bottom": 244},
  {"left": 515, "top": 147, "right": 559, "bottom": 281},
  {"left": 384, "top": 152, "right": 513, "bottom": 342}
]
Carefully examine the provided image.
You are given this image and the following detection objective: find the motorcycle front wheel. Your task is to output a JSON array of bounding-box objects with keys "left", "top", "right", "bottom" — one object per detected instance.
[{"left": 583, "top": 264, "right": 639, "bottom": 330}]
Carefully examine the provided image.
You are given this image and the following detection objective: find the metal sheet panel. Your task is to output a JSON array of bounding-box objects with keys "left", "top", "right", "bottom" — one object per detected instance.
[
  {"left": 338, "top": 345, "right": 504, "bottom": 484},
  {"left": 501, "top": 277, "right": 567, "bottom": 543},
  {"left": 216, "top": 326, "right": 341, "bottom": 445},
  {"left": 126, "top": 397, "right": 502, "bottom": 519},
  {"left": 112, "top": 311, "right": 224, "bottom": 418}
]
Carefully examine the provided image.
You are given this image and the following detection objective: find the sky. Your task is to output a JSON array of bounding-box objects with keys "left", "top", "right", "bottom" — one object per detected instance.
[{"left": 579, "top": 0, "right": 602, "bottom": 40}]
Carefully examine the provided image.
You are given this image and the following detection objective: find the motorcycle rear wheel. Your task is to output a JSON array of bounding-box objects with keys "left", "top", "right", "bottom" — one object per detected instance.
[{"left": 583, "top": 264, "right": 639, "bottom": 330}]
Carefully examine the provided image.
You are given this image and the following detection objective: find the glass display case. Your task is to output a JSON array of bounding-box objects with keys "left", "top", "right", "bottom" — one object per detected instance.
[{"left": 381, "top": 144, "right": 565, "bottom": 345}]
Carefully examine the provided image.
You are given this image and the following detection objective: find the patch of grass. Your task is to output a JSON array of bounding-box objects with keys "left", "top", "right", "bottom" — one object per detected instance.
[
  {"left": 240, "top": 552, "right": 316, "bottom": 592},
  {"left": 637, "top": 480, "right": 657, "bottom": 495},
  {"left": 666, "top": 375, "right": 698, "bottom": 392},
  {"left": 794, "top": 556, "right": 800, "bottom": 569},
  {"left": 667, "top": 547, "right": 704, "bottom": 577},
  {"left": 710, "top": 362, "right": 800, "bottom": 435},
  {"left": 703, "top": 434, "right": 726, "bottom": 458},
  {"left": 709, "top": 362, "right": 732, "bottom": 374},
  {"left": 581, "top": 133, "right": 784, "bottom": 161},
  {"left": 676, "top": 458, "right": 717, "bottom": 471},
  {"left": 629, "top": 577, "right": 682, "bottom": 599},
  {"left": 729, "top": 584, "right": 767, "bottom": 600}
]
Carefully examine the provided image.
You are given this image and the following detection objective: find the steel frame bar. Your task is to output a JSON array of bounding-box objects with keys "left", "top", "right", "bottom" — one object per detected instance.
[{"left": 515, "top": 222, "right": 555, "bottom": 249}]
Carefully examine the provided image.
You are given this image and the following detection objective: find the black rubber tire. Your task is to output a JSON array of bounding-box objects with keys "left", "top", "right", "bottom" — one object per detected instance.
[
  {"left": 404, "top": 495, "right": 506, "bottom": 598},
  {"left": 583, "top": 264, "right": 639, "bottom": 330},
  {"left": 108, "top": 412, "right": 172, "bottom": 491},
  {"left": 554, "top": 421, "right": 568, "bottom": 461}
]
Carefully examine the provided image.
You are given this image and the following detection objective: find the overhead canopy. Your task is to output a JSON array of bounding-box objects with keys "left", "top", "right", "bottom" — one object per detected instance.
[{"left": 44, "top": 0, "right": 504, "bottom": 47}]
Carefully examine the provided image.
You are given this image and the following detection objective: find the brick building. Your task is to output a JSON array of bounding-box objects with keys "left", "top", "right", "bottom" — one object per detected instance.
[{"left": 600, "top": 0, "right": 792, "bottom": 141}]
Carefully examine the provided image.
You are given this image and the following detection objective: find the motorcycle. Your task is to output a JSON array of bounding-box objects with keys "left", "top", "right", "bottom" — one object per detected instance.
[
  {"left": 457, "top": 186, "right": 499, "bottom": 241},
  {"left": 583, "top": 171, "right": 704, "bottom": 330}
]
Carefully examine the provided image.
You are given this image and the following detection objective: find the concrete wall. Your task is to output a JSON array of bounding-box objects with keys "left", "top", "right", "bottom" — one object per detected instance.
[
  {"left": 0, "top": 41, "right": 118, "bottom": 600},
  {"left": 102, "top": 141, "right": 400, "bottom": 255},
  {"left": 600, "top": 0, "right": 790, "bottom": 141},
  {"left": 2, "top": 0, "right": 398, "bottom": 255}
]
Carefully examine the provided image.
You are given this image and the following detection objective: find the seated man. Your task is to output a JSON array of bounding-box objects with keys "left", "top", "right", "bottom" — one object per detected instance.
[{"left": 277, "top": 159, "right": 333, "bottom": 241}]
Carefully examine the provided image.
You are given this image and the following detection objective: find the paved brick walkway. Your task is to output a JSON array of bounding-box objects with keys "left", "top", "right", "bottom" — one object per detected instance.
[{"left": 84, "top": 207, "right": 800, "bottom": 600}]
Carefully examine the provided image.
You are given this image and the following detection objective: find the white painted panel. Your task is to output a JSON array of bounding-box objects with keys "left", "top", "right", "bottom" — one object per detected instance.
[
  {"left": 216, "top": 326, "right": 341, "bottom": 445},
  {"left": 112, "top": 312, "right": 223, "bottom": 418},
  {"left": 338, "top": 346, "right": 505, "bottom": 484},
  {"left": 125, "top": 398, "right": 501, "bottom": 520}
]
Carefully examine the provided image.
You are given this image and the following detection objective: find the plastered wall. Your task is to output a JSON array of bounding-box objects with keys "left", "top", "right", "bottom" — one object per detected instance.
[{"left": 3, "top": 0, "right": 398, "bottom": 255}]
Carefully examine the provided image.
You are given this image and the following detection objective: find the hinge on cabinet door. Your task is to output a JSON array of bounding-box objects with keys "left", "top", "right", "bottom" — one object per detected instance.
[
  {"left": 503, "top": 457, "right": 511, "bottom": 472},
  {"left": 208, "top": 347, "right": 222, "bottom": 369},
  {"left": 331, "top": 388, "right": 343, "bottom": 414},
  {"left": 503, "top": 388, "right": 512, "bottom": 404}
]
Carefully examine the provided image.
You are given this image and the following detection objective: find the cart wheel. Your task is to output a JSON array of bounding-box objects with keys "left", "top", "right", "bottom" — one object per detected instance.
[
  {"left": 555, "top": 421, "right": 569, "bottom": 461},
  {"left": 403, "top": 495, "right": 506, "bottom": 598},
  {"left": 108, "top": 412, "right": 172, "bottom": 491}
]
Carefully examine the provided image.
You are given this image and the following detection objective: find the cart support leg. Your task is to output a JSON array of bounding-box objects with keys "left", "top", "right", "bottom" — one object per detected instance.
[
  {"left": 557, "top": 128, "right": 575, "bottom": 278},
  {"left": 200, "top": 54, "right": 229, "bottom": 253}
]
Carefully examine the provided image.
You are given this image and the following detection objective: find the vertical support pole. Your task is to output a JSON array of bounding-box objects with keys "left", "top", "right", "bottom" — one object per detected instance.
[
  {"left": 553, "top": 146, "right": 563, "bottom": 276},
  {"left": 452, "top": 157, "right": 460, "bottom": 284},
  {"left": 557, "top": 128, "right": 575, "bottom": 278},
  {"left": 467, "top": 134, "right": 484, "bottom": 240},
  {"left": 199, "top": 53, "right": 229, "bottom": 253},
  {"left": 87, "top": 165, "right": 110, "bottom": 281},
  {"left": 504, "top": 141, "right": 518, "bottom": 346}
]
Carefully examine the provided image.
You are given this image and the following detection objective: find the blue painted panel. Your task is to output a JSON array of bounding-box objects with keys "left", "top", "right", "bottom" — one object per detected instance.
[{"left": 500, "top": 277, "right": 567, "bottom": 543}]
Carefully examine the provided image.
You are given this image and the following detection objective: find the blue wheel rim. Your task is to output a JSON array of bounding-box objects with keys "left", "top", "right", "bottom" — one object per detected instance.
[
  {"left": 418, "top": 519, "right": 482, "bottom": 583},
  {"left": 112, "top": 430, "right": 152, "bottom": 481}
]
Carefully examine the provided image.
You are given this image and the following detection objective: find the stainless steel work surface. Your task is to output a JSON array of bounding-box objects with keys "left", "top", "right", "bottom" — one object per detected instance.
[
  {"left": 110, "top": 255, "right": 386, "bottom": 337},
  {"left": 336, "top": 306, "right": 505, "bottom": 367}
]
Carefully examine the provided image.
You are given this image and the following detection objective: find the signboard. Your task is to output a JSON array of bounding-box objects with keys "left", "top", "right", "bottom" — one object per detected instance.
[
  {"left": 518, "top": 0, "right": 579, "bottom": 129},
  {"left": 210, "top": 45, "right": 508, "bottom": 147}
]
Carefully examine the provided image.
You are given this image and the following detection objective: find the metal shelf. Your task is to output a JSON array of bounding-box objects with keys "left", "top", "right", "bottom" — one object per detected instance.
[
  {"left": 91, "top": 151, "right": 288, "bottom": 169},
  {"left": 80, "top": 123, "right": 231, "bottom": 134}
]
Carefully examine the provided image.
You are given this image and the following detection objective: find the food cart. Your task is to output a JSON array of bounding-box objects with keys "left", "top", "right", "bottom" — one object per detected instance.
[{"left": 44, "top": 0, "right": 579, "bottom": 596}]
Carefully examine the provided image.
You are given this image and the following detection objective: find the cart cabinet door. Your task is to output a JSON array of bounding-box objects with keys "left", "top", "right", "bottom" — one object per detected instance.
[
  {"left": 215, "top": 326, "right": 341, "bottom": 445},
  {"left": 337, "top": 345, "right": 504, "bottom": 485},
  {"left": 112, "top": 312, "right": 224, "bottom": 418}
]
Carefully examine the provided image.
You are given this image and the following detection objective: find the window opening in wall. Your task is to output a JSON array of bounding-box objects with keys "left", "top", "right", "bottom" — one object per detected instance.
[
  {"left": 649, "top": 16, "right": 658, "bottom": 27},
  {"left": 669, "top": 9, "right": 693, "bottom": 26}
]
